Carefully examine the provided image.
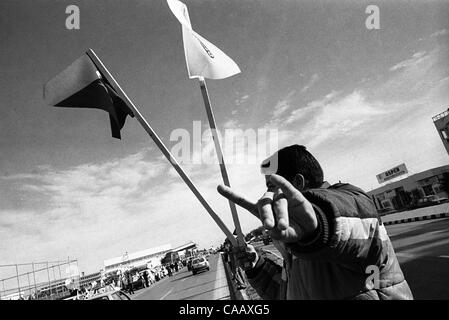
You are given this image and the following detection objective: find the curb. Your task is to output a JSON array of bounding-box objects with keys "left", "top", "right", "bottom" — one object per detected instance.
[
  {"left": 383, "top": 212, "right": 449, "bottom": 226},
  {"left": 220, "top": 253, "right": 248, "bottom": 300}
]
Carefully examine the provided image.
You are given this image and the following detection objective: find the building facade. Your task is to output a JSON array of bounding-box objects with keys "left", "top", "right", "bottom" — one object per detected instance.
[
  {"left": 103, "top": 244, "right": 172, "bottom": 274},
  {"left": 368, "top": 165, "right": 449, "bottom": 211}
]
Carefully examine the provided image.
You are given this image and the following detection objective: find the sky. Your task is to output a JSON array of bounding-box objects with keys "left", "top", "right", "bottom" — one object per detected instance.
[{"left": 1, "top": 0, "right": 449, "bottom": 282}]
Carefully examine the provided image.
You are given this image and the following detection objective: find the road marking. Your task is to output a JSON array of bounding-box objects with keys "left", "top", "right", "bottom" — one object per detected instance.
[
  {"left": 159, "top": 288, "right": 173, "bottom": 300},
  {"left": 438, "top": 255, "right": 449, "bottom": 259}
]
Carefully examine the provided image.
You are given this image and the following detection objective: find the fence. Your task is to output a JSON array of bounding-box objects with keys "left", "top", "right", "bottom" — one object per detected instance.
[{"left": 0, "top": 259, "right": 79, "bottom": 300}]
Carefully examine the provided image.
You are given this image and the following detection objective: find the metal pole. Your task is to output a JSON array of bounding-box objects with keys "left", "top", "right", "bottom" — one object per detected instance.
[
  {"left": 15, "top": 264, "right": 21, "bottom": 299},
  {"left": 46, "top": 262, "right": 51, "bottom": 300},
  {"left": 76, "top": 260, "right": 81, "bottom": 290},
  {"left": 32, "top": 262, "right": 37, "bottom": 298},
  {"left": 58, "top": 264, "right": 62, "bottom": 282},
  {"left": 198, "top": 77, "right": 245, "bottom": 247},
  {"left": 27, "top": 272, "right": 31, "bottom": 297},
  {"left": 85, "top": 49, "right": 237, "bottom": 247}
]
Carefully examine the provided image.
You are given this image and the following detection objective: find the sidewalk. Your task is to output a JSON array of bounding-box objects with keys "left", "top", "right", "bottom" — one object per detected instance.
[{"left": 381, "top": 203, "right": 449, "bottom": 226}]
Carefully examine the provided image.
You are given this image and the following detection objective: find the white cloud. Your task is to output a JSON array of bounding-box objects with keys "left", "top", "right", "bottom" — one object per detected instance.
[
  {"left": 0, "top": 144, "right": 267, "bottom": 275},
  {"left": 389, "top": 51, "right": 427, "bottom": 72},
  {"left": 430, "top": 29, "right": 448, "bottom": 38},
  {"left": 293, "top": 91, "right": 388, "bottom": 148},
  {"left": 222, "top": 119, "right": 240, "bottom": 129},
  {"left": 299, "top": 73, "right": 320, "bottom": 94},
  {"left": 235, "top": 94, "right": 250, "bottom": 106},
  {"left": 271, "top": 90, "right": 296, "bottom": 119},
  {"left": 284, "top": 90, "right": 340, "bottom": 124}
]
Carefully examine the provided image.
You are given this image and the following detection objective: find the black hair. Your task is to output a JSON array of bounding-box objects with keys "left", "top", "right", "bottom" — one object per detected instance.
[{"left": 275, "top": 145, "right": 324, "bottom": 188}]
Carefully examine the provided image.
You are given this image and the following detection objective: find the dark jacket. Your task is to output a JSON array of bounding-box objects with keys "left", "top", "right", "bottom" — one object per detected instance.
[{"left": 246, "top": 183, "right": 413, "bottom": 300}]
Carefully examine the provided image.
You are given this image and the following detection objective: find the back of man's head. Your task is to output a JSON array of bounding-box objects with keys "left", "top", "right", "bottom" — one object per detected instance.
[{"left": 261, "top": 144, "right": 324, "bottom": 188}]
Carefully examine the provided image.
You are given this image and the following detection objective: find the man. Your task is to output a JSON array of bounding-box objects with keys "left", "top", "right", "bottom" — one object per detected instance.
[
  {"left": 143, "top": 270, "right": 149, "bottom": 288},
  {"left": 224, "top": 238, "right": 248, "bottom": 290},
  {"left": 125, "top": 271, "right": 134, "bottom": 294},
  {"left": 217, "top": 144, "right": 413, "bottom": 300}
]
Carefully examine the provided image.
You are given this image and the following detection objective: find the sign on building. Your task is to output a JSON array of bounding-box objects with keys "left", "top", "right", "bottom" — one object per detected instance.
[{"left": 376, "top": 163, "right": 408, "bottom": 184}]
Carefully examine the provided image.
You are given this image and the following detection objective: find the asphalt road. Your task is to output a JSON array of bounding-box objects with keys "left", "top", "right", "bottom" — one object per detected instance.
[
  {"left": 131, "top": 253, "right": 230, "bottom": 300},
  {"left": 387, "top": 218, "right": 449, "bottom": 299},
  {"left": 131, "top": 218, "right": 449, "bottom": 300}
]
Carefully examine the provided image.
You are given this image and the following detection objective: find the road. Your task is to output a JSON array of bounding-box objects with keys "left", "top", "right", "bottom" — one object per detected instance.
[
  {"left": 131, "top": 253, "right": 230, "bottom": 300},
  {"left": 131, "top": 218, "right": 449, "bottom": 300},
  {"left": 387, "top": 218, "right": 449, "bottom": 299}
]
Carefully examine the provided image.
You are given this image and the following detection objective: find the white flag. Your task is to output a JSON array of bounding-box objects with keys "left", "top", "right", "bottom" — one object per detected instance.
[{"left": 167, "top": 0, "right": 241, "bottom": 80}]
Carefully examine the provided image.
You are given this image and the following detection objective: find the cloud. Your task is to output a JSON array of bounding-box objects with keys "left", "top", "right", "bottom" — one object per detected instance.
[
  {"left": 292, "top": 91, "right": 388, "bottom": 148},
  {"left": 271, "top": 90, "right": 296, "bottom": 118},
  {"left": 235, "top": 94, "right": 250, "bottom": 106},
  {"left": 0, "top": 141, "right": 268, "bottom": 275},
  {"left": 430, "top": 29, "right": 448, "bottom": 38},
  {"left": 284, "top": 90, "right": 339, "bottom": 124},
  {"left": 299, "top": 73, "right": 320, "bottom": 94},
  {"left": 222, "top": 119, "right": 240, "bottom": 129},
  {"left": 377, "top": 47, "right": 447, "bottom": 104},
  {"left": 389, "top": 51, "right": 427, "bottom": 72}
]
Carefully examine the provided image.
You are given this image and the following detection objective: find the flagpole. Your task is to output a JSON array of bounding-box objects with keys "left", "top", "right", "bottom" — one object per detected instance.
[
  {"left": 86, "top": 49, "right": 237, "bottom": 246},
  {"left": 198, "top": 77, "right": 246, "bottom": 248}
]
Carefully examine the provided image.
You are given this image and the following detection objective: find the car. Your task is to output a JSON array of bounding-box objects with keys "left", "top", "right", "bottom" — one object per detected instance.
[
  {"left": 415, "top": 195, "right": 448, "bottom": 208},
  {"left": 64, "top": 285, "right": 131, "bottom": 300},
  {"left": 436, "top": 196, "right": 449, "bottom": 203},
  {"left": 191, "top": 257, "right": 210, "bottom": 275},
  {"left": 131, "top": 273, "right": 145, "bottom": 290},
  {"left": 87, "top": 290, "right": 131, "bottom": 300}
]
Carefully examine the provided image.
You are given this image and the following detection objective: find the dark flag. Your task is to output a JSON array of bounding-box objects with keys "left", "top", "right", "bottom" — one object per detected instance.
[{"left": 44, "top": 54, "right": 134, "bottom": 139}]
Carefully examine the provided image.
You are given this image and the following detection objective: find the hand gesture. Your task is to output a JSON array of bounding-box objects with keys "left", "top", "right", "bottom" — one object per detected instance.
[
  {"left": 217, "top": 174, "right": 318, "bottom": 243},
  {"left": 233, "top": 244, "right": 258, "bottom": 271}
]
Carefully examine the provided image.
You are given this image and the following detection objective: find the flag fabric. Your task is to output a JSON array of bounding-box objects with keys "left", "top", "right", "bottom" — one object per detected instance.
[
  {"left": 44, "top": 54, "right": 134, "bottom": 139},
  {"left": 167, "top": 0, "right": 241, "bottom": 80}
]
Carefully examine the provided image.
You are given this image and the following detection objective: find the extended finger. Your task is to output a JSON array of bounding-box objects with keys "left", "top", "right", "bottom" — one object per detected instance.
[
  {"left": 273, "top": 189, "right": 289, "bottom": 231},
  {"left": 257, "top": 191, "right": 275, "bottom": 229},
  {"left": 268, "top": 174, "right": 307, "bottom": 203},
  {"left": 217, "top": 184, "right": 258, "bottom": 217}
]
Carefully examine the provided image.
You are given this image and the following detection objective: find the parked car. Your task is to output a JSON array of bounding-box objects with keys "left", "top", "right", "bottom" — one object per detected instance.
[
  {"left": 64, "top": 285, "right": 130, "bottom": 300},
  {"left": 131, "top": 273, "right": 145, "bottom": 290},
  {"left": 415, "top": 195, "right": 448, "bottom": 208},
  {"left": 86, "top": 290, "right": 131, "bottom": 300},
  {"left": 191, "top": 257, "right": 210, "bottom": 275}
]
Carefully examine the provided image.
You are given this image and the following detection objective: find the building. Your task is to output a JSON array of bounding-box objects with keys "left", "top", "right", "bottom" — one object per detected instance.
[
  {"left": 433, "top": 109, "right": 449, "bottom": 156},
  {"left": 368, "top": 165, "right": 449, "bottom": 211},
  {"left": 103, "top": 244, "right": 172, "bottom": 274},
  {"left": 170, "top": 241, "right": 197, "bottom": 259}
]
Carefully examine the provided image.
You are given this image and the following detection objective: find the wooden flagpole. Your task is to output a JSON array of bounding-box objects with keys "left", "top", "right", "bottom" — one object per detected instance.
[
  {"left": 198, "top": 77, "right": 246, "bottom": 248},
  {"left": 86, "top": 49, "right": 237, "bottom": 246}
]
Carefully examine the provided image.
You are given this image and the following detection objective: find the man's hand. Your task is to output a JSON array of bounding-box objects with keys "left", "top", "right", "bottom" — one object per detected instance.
[
  {"left": 233, "top": 244, "right": 258, "bottom": 271},
  {"left": 217, "top": 174, "right": 318, "bottom": 243}
]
